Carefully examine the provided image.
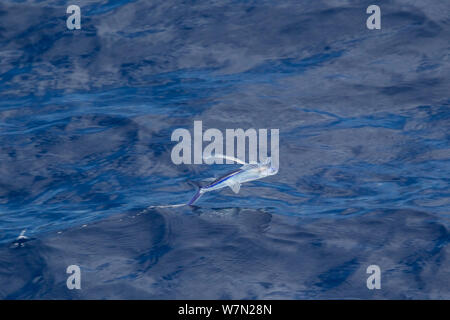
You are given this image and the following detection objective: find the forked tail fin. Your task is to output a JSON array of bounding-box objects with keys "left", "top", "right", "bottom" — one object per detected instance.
[{"left": 187, "top": 188, "right": 203, "bottom": 206}]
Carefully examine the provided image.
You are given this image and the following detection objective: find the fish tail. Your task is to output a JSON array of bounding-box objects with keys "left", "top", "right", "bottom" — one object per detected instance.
[{"left": 187, "top": 188, "right": 203, "bottom": 206}]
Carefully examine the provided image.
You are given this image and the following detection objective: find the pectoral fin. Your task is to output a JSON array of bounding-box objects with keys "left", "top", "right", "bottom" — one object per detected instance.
[
  {"left": 204, "top": 154, "right": 247, "bottom": 165},
  {"left": 227, "top": 181, "right": 241, "bottom": 194},
  {"left": 240, "top": 163, "right": 258, "bottom": 170}
]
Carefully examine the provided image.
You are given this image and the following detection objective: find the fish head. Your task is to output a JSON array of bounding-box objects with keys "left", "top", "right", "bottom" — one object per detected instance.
[
  {"left": 261, "top": 157, "right": 278, "bottom": 176},
  {"left": 268, "top": 166, "right": 278, "bottom": 176}
]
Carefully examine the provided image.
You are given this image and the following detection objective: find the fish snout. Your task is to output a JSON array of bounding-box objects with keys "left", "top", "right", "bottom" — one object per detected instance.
[{"left": 268, "top": 166, "right": 278, "bottom": 175}]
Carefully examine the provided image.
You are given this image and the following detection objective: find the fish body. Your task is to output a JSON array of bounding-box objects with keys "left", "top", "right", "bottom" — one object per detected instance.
[{"left": 188, "top": 157, "right": 278, "bottom": 205}]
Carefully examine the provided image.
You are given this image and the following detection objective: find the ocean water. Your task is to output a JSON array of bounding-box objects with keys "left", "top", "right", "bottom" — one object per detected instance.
[{"left": 0, "top": 0, "right": 449, "bottom": 299}]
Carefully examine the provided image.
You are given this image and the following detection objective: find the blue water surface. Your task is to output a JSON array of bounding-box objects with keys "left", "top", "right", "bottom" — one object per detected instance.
[{"left": 0, "top": 0, "right": 449, "bottom": 299}]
